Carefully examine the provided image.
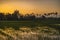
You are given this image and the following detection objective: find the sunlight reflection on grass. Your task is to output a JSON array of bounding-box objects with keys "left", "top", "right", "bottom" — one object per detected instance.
[{"left": 0, "top": 26, "right": 60, "bottom": 40}]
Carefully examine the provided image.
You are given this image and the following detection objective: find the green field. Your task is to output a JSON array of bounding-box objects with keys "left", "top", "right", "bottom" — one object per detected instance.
[
  {"left": 0, "top": 19, "right": 60, "bottom": 40},
  {"left": 0, "top": 19, "right": 60, "bottom": 31}
]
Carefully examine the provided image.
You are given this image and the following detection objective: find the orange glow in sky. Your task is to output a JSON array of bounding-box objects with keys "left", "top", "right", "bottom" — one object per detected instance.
[{"left": 0, "top": 0, "right": 60, "bottom": 14}]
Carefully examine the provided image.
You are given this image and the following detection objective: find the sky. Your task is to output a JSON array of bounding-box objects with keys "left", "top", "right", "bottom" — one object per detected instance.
[{"left": 0, "top": 0, "right": 60, "bottom": 14}]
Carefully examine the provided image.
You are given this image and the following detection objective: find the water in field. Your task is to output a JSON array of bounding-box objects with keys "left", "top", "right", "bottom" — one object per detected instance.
[{"left": 0, "top": 26, "right": 60, "bottom": 40}]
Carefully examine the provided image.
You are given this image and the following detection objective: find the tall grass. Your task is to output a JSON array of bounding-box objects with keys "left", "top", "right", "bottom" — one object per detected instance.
[
  {"left": 0, "top": 27, "right": 60, "bottom": 40},
  {"left": 0, "top": 19, "right": 60, "bottom": 40}
]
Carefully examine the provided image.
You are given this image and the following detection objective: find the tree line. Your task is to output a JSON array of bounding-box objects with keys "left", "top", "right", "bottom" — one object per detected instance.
[{"left": 0, "top": 10, "right": 59, "bottom": 21}]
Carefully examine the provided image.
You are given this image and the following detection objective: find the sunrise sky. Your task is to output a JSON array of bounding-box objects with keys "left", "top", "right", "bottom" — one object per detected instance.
[{"left": 0, "top": 0, "right": 60, "bottom": 14}]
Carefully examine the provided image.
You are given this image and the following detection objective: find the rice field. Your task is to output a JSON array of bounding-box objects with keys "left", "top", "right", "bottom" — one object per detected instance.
[
  {"left": 0, "top": 26, "right": 60, "bottom": 40},
  {"left": 0, "top": 20, "right": 60, "bottom": 40}
]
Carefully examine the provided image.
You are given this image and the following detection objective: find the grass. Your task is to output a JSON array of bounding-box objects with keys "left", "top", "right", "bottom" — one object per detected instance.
[
  {"left": 0, "top": 19, "right": 60, "bottom": 40},
  {"left": 0, "top": 19, "right": 60, "bottom": 31}
]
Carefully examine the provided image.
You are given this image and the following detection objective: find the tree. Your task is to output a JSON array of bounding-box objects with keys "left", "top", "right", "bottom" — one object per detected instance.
[
  {"left": 12, "top": 10, "right": 20, "bottom": 20},
  {"left": 55, "top": 12, "right": 58, "bottom": 18},
  {"left": 0, "top": 13, "right": 4, "bottom": 20},
  {"left": 5, "top": 13, "right": 12, "bottom": 20},
  {"left": 41, "top": 15, "right": 46, "bottom": 19},
  {"left": 44, "top": 13, "right": 47, "bottom": 16}
]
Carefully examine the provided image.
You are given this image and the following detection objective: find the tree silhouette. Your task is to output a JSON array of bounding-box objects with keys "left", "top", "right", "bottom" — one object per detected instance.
[
  {"left": 5, "top": 13, "right": 12, "bottom": 20},
  {"left": 12, "top": 10, "right": 20, "bottom": 20},
  {"left": 41, "top": 15, "right": 46, "bottom": 19},
  {"left": 0, "top": 10, "right": 59, "bottom": 21},
  {"left": 19, "top": 14, "right": 23, "bottom": 20},
  {"left": 54, "top": 12, "right": 58, "bottom": 18},
  {"left": 0, "top": 12, "right": 4, "bottom": 20},
  {"left": 44, "top": 13, "right": 47, "bottom": 16}
]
